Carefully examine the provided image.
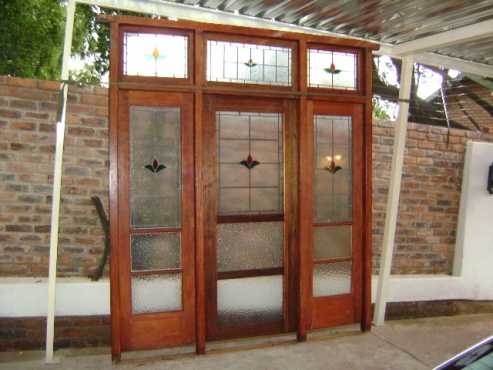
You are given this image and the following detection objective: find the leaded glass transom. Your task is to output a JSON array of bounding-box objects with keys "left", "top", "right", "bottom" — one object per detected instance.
[
  {"left": 207, "top": 40, "right": 292, "bottom": 86},
  {"left": 123, "top": 32, "right": 188, "bottom": 78},
  {"left": 308, "top": 49, "right": 357, "bottom": 90}
]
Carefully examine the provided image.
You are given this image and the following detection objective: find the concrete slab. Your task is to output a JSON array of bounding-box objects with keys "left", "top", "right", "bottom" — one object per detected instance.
[{"left": 0, "top": 314, "right": 491, "bottom": 370}]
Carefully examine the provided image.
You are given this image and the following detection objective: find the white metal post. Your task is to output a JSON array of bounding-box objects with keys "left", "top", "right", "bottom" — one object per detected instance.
[
  {"left": 45, "top": 0, "right": 75, "bottom": 363},
  {"left": 373, "top": 56, "right": 414, "bottom": 326}
]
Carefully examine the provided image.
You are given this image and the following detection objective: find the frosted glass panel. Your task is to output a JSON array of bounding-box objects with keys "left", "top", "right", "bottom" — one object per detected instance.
[
  {"left": 313, "top": 262, "right": 352, "bottom": 297},
  {"left": 131, "top": 273, "right": 182, "bottom": 314},
  {"left": 207, "top": 40, "right": 292, "bottom": 86},
  {"left": 131, "top": 233, "right": 181, "bottom": 271},
  {"left": 217, "top": 275, "right": 283, "bottom": 326},
  {"left": 123, "top": 32, "right": 187, "bottom": 78},
  {"left": 130, "top": 106, "right": 181, "bottom": 228},
  {"left": 314, "top": 226, "right": 351, "bottom": 260},
  {"left": 217, "top": 222, "right": 283, "bottom": 272},
  {"left": 217, "top": 111, "right": 283, "bottom": 215},
  {"left": 314, "top": 115, "right": 352, "bottom": 222},
  {"left": 308, "top": 49, "right": 357, "bottom": 90}
]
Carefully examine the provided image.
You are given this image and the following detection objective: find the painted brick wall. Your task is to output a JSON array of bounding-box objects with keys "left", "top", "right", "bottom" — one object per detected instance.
[{"left": 0, "top": 76, "right": 491, "bottom": 277}]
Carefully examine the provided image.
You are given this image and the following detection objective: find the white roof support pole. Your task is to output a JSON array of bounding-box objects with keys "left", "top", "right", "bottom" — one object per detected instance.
[
  {"left": 373, "top": 56, "right": 414, "bottom": 326},
  {"left": 45, "top": 0, "right": 75, "bottom": 363}
]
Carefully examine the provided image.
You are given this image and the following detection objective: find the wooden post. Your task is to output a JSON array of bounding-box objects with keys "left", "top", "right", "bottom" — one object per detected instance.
[{"left": 373, "top": 56, "right": 414, "bottom": 326}]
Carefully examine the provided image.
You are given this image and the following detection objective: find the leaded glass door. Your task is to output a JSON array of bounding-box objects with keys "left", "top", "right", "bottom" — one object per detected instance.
[
  {"left": 203, "top": 95, "right": 297, "bottom": 340},
  {"left": 306, "top": 101, "right": 363, "bottom": 330},
  {"left": 117, "top": 90, "right": 195, "bottom": 350}
]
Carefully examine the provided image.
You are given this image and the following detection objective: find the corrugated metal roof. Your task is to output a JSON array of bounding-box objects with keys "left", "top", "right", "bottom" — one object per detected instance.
[{"left": 168, "top": 0, "right": 493, "bottom": 66}]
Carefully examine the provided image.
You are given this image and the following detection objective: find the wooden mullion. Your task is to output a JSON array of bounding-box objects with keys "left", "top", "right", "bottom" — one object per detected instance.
[
  {"left": 313, "top": 221, "right": 353, "bottom": 227},
  {"left": 130, "top": 227, "right": 182, "bottom": 234},
  {"left": 217, "top": 214, "right": 283, "bottom": 223},
  {"left": 217, "top": 267, "right": 283, "bottom": 280},
  {"left": 131, "top": 268, "right": 183, "bottom": 276},
  {"left": 313, "top": 257, "right": 352, "bottom": 265},
  {"left": 109, "top": 21, "right": 122, "bottom": 363}
]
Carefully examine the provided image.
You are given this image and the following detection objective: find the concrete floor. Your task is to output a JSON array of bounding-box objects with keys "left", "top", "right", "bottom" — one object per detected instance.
[{"left": 1, "top": 314, "right": 492, "bottom": 370}]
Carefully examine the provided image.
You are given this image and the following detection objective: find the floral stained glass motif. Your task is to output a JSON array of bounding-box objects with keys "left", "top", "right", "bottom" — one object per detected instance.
[
  {"left": 123, "top": 32, "right": 188, "bottom": 78},
  {"left": 308, "top": 49, "right": 357, "bottom": 90}
]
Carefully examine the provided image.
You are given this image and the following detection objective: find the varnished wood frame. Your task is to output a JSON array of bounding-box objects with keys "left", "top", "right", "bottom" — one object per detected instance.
[
  {"left": 107, "top": 15, "right": 375, "bottom": 358},
  {"left": 202, "top": 95, "right": 298, "bottom": 341},
  {"left": 116, "top": 90, "right": 196, "bottom": 352}
]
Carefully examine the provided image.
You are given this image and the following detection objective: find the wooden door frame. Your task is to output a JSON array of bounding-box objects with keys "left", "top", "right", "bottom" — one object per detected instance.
[{"left": 107, "top": 17, "right": 374, "bottom": 360}]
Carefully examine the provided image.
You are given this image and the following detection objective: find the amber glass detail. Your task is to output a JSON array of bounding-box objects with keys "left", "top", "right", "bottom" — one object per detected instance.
[
  {"left": 324, "top": 62, "right": 341, "bottom": 74},
  {"left": 145, "top": 159, "right": 166, "bottom": 173},
  {"left": 240, "top": 154, "right": 260, "bottom": 170}
]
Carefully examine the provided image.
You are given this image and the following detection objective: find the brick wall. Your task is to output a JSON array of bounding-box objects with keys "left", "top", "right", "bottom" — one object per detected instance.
[
  {"left": 0, "top": 77, "right": 108, "bottom": 277},
  {"left": 0, "top": 76, "right": 492, "bottom": 277},
  {"left": 372, "top": 121, "right": 492, "bottom": 274}
]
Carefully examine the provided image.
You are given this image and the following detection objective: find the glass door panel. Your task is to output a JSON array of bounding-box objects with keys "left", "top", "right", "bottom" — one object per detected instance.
[
  {"left": 309, "top": 102, "right": 363, "bottom": 330},
  {"left": 117, "top": 91, "right": 195, "bottom": 350},
  {"left": 205, "top": 97, "right": 291, "bottom": 340}
]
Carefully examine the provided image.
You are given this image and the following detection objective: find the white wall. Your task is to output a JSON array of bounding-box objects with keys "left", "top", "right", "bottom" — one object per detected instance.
[{"left": 1, "top": 141, "right": 492, "bottom": 317}]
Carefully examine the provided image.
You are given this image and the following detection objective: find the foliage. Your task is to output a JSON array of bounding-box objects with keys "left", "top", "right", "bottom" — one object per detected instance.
[
  {"left": 372, "top": 97, "right": 391, "bottom": 120},
  {"left": 0, "top": 0, "right": 64, "bottom": 80},
  {"left": 0, "top": 1, "right": 139, "bottom": 83}
]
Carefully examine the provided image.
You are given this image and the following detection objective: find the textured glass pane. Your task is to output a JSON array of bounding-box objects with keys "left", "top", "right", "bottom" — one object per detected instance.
[
  {"left": 314, "top": 226, "right": 351, "bottom": 260},
  {"left": 308, "top": 49, "right": 357, "bottom": 90},
  {"left": 123, "top": 32, "right": 187, "bottom": 78},
  {"left": 313, "top": 262, "right": 352, "bottom": 297},
  {"left": 131, "top": 233, "right": 181, "bottom": 271},
  {"left": 313, "top": 115, "right": 352, "bottom": 223},
  {"left": 132, "top": 273, "right": 182, "bottom": 314},
  {"left": 207, "top": 40, "right": 292, "bottom": 86},
  {"left": 217, "top": 222, "right": 283, "bottom": 272},
  {"left": 130, "top": 107, "right": 181, "bottom": 228},
  {"left": 217, "top": 111, "right": 283, "bottom": 215},
  {"left": 217, "top": 275, "right": 283, "bottom": 326}
]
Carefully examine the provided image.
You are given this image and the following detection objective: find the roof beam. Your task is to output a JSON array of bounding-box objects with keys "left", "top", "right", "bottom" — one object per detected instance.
[{"left": 392, "top": 19, "right": 493, "bottom": 55}]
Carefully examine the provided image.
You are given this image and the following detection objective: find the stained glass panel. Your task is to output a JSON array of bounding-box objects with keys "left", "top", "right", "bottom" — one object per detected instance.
[
  {"left": 123, "top": 32, "right": 188, "bottom": 78},
  {"left": 207, "top": 40, "right": 292, "bottom": 86},
  {"left": 130, "top": 106, "right": 181, "bottom": 228},
  {"left": 308, "top": 49, "right": 357, "bottom": 90},
  {"left": 313, "top": 115, "right": 352, "bottom": 223},
  {"left": 217, "top": 111, "right": 283, "bottom": 215}
]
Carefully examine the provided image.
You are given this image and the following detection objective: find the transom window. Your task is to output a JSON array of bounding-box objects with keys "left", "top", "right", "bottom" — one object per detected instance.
[
  {"left": 123, "top": 32, "right": 188, "bottom": 78},
  {"left": 207, "top": 40, "right": 292, "bottom": 86},
  {"left": 308, "top": 48, "right": 358, "bottom": 90}
]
